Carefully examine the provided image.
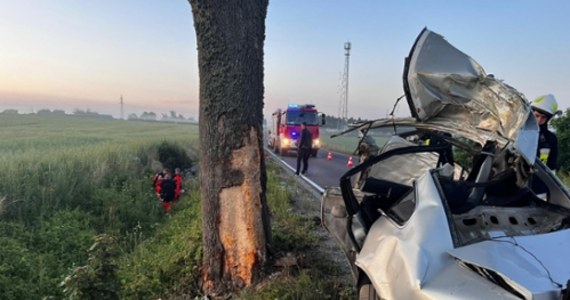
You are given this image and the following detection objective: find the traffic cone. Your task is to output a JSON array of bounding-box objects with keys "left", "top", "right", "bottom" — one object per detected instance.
[
  {"left": 327, "top": 151, "right": 332, "bottom": 161},
  {"left": 347, "top": 156, "right": 353, "bottom": 168}
]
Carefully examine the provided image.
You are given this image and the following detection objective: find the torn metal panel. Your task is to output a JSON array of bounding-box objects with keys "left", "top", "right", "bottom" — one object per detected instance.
[
  {"left": 347, "top": 117, "right": 503, "bottom": 149},
  {"left": 404, "top": 28, "right": 487, "bottom": 121},
  {"left": 356, "top": 172, "right": 455, "bottom": 298},
  {"left": 448, "top": 230, "right": 570, "bottom": 299},
  {"left": 421, "top": 261, "right": 522, "bottom": 300},
  {"left": 451, "top": 205, "right": 570, "bottom": 246},
  {"left": 403, "top": 28, "right": 538, "bottom": 164}
]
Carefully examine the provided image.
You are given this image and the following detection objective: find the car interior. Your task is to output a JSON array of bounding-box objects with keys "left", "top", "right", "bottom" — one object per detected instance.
[{"left": 341, "top": 129, "right": 570, "bottom": 248}]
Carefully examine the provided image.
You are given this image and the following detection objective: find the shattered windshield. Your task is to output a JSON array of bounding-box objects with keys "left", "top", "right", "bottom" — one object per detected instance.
[{"left": 286, "top": 111, "right": 318, "bottom": 125}]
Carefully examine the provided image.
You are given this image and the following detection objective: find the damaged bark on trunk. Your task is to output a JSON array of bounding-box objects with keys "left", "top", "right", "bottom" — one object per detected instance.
[{"left": 189, "top": 0, "right": 270, "bottom": 296}]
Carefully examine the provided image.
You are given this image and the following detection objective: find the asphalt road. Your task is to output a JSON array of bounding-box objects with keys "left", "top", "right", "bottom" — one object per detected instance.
[{"left": 266, "top": 147, "right": 357, "bottom": 191}]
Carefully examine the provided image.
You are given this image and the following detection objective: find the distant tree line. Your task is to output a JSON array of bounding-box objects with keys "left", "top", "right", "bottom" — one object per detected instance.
[
  {"left": 0, "top": 109, "right": 18, "bottom": 114},
  {"left": 72, "top": 109, "right": 113, "bottom": 119},
  {"left": 0, "top": 108, "right": 197, "bottom": 123},
  {"left": 38, "top": 109, "right": 66, "bottom": 115},
  {"left": 1, "top": 108, "right": 112, "bottom": 119},
  {"left": 127, "top": 110, "right": 196, "bottom": 123}
]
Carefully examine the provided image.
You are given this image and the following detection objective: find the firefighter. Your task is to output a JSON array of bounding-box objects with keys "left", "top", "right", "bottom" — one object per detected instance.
[
  {"left": 295, "top": 122, "right": 312, "bottom": 175},
  {"left": 531, "top": 94, "right": 561, "bottom": 199},
  {"left": 531, "top": 94, "right": 560, "bottom": 171},
  {"left": 160, "top": 170, "right": 177, "bottom": 214},
  {"left": 173, "top": 167, "right": 184, "bottom": 203},
  {"left": 153, "top": 171, "right": 164, "bottom": 200}
]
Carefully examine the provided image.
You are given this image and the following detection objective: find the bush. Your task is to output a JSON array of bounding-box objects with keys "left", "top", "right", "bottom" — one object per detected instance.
[
  {"left": 0, "top": 236, "right": 40, "bottom": 299},
  {"left": 157, "top": 141, "right": 194, "bottom": 172},
  {"left": 552, "top": 109, "right": 570, "bottom": 173},
  {"left": 62, "top": 234, "right": 121, "bottom": 300},
  {"left": 34, "top": 209, "right": 96, "bottom": 298}
]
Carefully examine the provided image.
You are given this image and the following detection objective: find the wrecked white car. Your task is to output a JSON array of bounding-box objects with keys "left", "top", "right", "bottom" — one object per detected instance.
[{"left": 321, "top": 28, "right": 570, "bottom": 300}]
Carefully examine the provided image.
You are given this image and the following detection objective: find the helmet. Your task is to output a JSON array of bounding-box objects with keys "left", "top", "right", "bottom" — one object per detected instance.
[{"left": 531, "top": 94, "right": 561, "bottom": 117}]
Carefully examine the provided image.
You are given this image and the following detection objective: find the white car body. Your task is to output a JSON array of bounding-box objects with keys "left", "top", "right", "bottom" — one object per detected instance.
[{"left": 321, "top": 28, "right": 570, "bottom": 300}]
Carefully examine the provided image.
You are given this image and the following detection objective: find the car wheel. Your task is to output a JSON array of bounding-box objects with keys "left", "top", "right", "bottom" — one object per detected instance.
[
  {"left": 358, "top": 275, "right": 380, "bottom": 300},
  {"left": 311, "top": 149, "right": 318, "bottom": 157},
  {"left": 279, "top": 147, "right": 288, "bottom": 156}
]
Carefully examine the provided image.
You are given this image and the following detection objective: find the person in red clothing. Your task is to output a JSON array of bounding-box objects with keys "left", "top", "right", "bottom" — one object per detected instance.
[
  {"left": 160, "top": 170, "right": 177, "bottom": 214},
  {"left": 152, "top": 171, "right": 164, "bottom": 201},
  {"left": 173, "top": 168, "right": 184, "bottom": 203}
]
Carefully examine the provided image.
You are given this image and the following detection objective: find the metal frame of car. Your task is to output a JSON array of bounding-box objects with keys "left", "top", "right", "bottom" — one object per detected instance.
[
  {"left": 323, "top": 128, "right": 570, "bottom": 299},
  {"left": 322, "top": 26, "right": 570, "bottom": 299}
]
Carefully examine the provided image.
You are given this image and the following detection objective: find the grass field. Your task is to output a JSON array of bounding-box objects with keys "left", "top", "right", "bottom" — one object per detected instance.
[
  {"left": 0, "top": 114, "right": 199, "bottom": 161},
  {"left": 0, "top": 114, "right": 200, "bottom": 299},
  {"left": 320, "top": 131, "right": 390, "bottom": 154},
  {"left": 0, "top": 114, "right": 353, "bottom": 299}
]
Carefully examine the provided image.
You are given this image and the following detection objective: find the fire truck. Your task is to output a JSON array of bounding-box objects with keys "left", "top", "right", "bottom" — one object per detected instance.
[{"left": 268, "top": 104, "right": 325, "bottom": 157}]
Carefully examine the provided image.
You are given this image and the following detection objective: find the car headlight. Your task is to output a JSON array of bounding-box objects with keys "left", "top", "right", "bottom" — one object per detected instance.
[
  {"left": 281, "top": 138, "right": 290, "bottom": 147},
  {"left": 313, "top": 139, "right": 320, "bottom": 146}
]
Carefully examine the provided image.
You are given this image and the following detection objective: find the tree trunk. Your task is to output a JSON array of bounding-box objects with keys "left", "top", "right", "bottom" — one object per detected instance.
[{"left": 189, "top": 0, "right": 270, "bottom": 296}]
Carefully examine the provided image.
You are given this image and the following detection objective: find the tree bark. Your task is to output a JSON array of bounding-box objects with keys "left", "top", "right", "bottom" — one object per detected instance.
[{"left": 189, "top": 0, "right": 270, "bottom": 295}]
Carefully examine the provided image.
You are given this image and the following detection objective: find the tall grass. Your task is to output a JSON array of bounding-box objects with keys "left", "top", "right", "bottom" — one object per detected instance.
[
  {"left": 0, "top": 115, "right": 197, "bottom": 223},
  {"left": 0, "top": 114, "right": 198, "bottom": 299},
  {"left": 118, "top": 186, "right": 203, "bottom": 299},
  {"left": 265, "top": 167, "right": 319, "bottom": 252}
]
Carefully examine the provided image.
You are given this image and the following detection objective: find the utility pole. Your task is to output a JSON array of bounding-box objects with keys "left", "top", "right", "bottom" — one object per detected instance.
[
  {"left": 120, "top": 95, "right": 124, "bottom": 120},
  {"left": 338, "top": 41, "right": 351, "bottom": 130}
]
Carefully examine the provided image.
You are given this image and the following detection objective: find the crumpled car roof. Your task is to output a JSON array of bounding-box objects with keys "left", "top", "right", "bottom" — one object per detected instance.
[{"left": 347, "top": 28, "right": 539, "bottom": 164}]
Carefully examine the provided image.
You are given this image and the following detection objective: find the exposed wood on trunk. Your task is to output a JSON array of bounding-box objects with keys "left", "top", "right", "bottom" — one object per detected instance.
[{"left": 218, "top": 127, "right": 265, "bottom": 287}]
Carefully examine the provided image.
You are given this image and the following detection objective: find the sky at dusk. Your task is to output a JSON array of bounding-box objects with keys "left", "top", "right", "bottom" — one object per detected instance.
[{"left": 1, "top": 1, "right": 569, "bottom": 121}]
